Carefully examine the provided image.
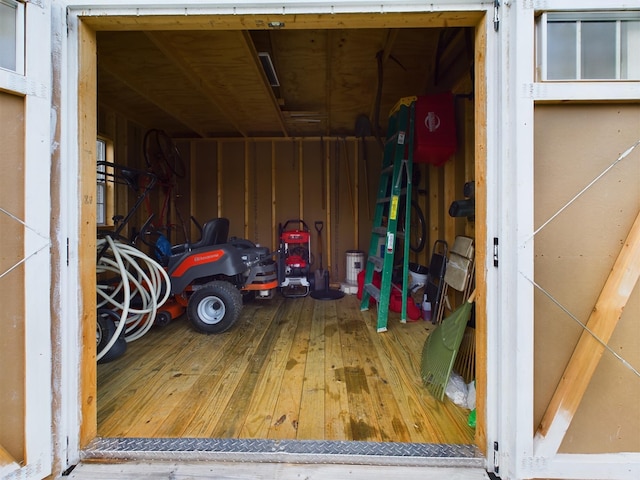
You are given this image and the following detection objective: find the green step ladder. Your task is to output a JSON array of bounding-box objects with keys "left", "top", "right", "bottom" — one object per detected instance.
[{"left": 360, "top": 97, "right": 416, "bottom": 332}]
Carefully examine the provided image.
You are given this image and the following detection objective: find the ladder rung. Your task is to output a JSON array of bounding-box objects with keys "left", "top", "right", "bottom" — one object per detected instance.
[
  {"left": 364, "top": 283, "right": 380, "bottom": 302},
  {"left": 377, "top": 196, "right": 391, "bottom": 204},
  {"left": 385, "top": 132, "right": 399, "bottom": 145},
  {"left": 368, "top": 255, "right": 384, "bottom": 270},
  {"left": 381, "top": 165, "right": 394, "bottom": 175},
  {"left": 372, "top": 226, "right": 386, "bottom": 236}
]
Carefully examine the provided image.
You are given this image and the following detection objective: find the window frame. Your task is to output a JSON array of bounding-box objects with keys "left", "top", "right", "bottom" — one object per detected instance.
[
  {"left": 96, "top": 136, "right": 115, "bottom": 227},
  {"left": 0, "top": 0, "right": 25, "bottom": 75},
  {"left": 536, "top": 11, "right": 640, "bottom": 82}
]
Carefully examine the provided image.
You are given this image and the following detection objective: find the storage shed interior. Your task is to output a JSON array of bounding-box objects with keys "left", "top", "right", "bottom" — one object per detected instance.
[
  {"left": 92, "top": 13, "right": 482, "bottom": 447},
  {"left": 95, "top": 21, "right": 478, "bottom": 264}
]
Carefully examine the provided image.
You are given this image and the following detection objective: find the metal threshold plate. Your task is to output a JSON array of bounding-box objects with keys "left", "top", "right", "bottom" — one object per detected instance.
[{"left": 84, "top": 438, "right": 483, "bottom": 468}]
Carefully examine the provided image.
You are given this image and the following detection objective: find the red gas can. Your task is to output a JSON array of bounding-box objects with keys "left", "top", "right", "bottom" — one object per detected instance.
[{"left": 414, "top": 92, "right": 457, "bottom": 166}]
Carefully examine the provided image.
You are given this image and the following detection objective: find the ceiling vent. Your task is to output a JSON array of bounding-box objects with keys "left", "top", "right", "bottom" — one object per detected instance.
[{"left": 258, "top": 52, "right": 280, "bottom": 87}]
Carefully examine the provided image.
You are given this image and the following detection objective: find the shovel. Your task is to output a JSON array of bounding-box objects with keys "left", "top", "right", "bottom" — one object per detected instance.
[
  {"left": 313, "top": 221, "right": 325, "bottom": 289},
  {"left": 310, "top": 220, "right": 344, "bottom": 300}
]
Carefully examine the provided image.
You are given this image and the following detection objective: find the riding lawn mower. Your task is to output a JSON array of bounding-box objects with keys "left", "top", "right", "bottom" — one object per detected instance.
[
  {"left": 156, "top": 217, "right": 279, "bottom": 333},
  {"left": 97, "top": 217, "right": 279, "bottom": 363}
]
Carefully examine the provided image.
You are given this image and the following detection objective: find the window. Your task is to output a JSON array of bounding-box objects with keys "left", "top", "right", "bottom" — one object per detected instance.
[
  {"left": 96, "top": 137, "right": 114, "bottom": 226},
  {"left": 537, "top": 12, "right": 640, "bottom": 81},
  {"left": 0, "top": 0, "right": 24, "bottom": 74}
]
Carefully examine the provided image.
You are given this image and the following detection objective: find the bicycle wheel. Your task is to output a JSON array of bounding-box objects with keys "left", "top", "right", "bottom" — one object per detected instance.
[
  {"left": 155, "top": 130, "right": 186, "bottom": 179},
  {"left": 400, "top": 200, "right": 426, "bottom": 253},
  {"left": 143, "top": 129, "right": 186, "bottom": 181}
]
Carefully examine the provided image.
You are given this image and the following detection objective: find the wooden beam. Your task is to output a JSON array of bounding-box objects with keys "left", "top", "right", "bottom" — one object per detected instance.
[
  {"left": 325, "top": 138, "right": 332, "bottom": 271},
  {"left": 0, "top": 443, "right": 19, "bottom": 479},
  {"left": 217, "top": 142, "right": 223, "bottom": 218},
  {"left": 473, "top": 17, "right": 488, "bottom": 454},
  {"left": 78, "top": 19, "right": 99, "bottom": 446},
  {"left": 244, "top": 142, "right": 250, "bottom": 239},
  {"left": 0, "top": 443, "right": 17, "bottom": 468},
  {"left": 324, "top": 31, "right": 333, "bottom": 137},
  {"left": 299, "top": 140, "right": 304, "bottom": 221},
  {"left": 443, "top": 158, "right": 457, "bottom": 246},
  {"left": 534, "top": 210, "right": 640, "bottom": 457},
  {"left": 240, "top": 31, "right": 290, "bottom": 137},
  {"left": 178, "top": 135, "right": 367, "bottom": 143},
  {"left": 353, "top": 139, "right": 360, "bottom": 248},
  {"left": 189, "top": 143, "right": 197, "bottom": 240},
  {"left": 82, "top": 12, "right": 484, "bottom": 31},
  {"left": 271, "top": 142, "right": 277, "bottom": 250}
]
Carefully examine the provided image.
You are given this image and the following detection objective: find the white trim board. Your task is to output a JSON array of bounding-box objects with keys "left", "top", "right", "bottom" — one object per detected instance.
[
  {"left": 66, "top": 461, "right": 491, "bottom": 480},
  {"left": 520, "top": 453, "right": 640, "bottom": 480},
  {"left": 527, "top": 82, "right": 640, "bottom": 102}
]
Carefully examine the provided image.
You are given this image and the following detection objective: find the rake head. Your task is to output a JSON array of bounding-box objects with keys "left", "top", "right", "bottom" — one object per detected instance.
[{"left": 421, "top": 298, "right": 474, "bottom": 401}]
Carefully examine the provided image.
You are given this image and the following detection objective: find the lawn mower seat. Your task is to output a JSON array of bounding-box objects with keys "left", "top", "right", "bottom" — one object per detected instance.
[
  {"left": 191, "top": 217, "right": 230, "bottom": 249},
  {"left": 169, "top": 217, "right": 230, "bottom": 257}
]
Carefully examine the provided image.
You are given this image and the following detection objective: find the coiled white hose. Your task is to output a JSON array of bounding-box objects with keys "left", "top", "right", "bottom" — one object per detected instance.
[{"left": 96, "top": 235, "right": 171, "bottom": 361}]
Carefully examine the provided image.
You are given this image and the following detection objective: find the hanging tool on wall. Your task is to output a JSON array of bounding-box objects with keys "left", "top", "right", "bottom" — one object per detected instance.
[
  {"left": 355, "top": 114, "right": 372, "bottom": 219},
  {"left": 341, "top": 137, "right": 355, "bottom": 215}
]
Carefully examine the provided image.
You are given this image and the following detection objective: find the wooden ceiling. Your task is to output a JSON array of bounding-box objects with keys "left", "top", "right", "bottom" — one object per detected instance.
[{"left": 95, "top": 14, "right": 478, "bottom": 139}]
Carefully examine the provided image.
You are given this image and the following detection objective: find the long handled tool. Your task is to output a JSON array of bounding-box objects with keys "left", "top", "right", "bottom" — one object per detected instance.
[
  {"left": 355, "top": 115, "right": 372, "bottom": 219},
  {"left": 421, "top": 290, "right": 476, "bottom": 401},
  {"left": 310, "top": 221, "right": 344, "bottom": 300},
  {"left": 313, "top": 221, "right": 325, "bottom": 288}
]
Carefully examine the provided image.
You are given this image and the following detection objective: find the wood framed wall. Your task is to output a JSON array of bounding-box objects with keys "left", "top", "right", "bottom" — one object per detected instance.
[{"left": 97, "top": 128, "right": 478, "bottom": 296}]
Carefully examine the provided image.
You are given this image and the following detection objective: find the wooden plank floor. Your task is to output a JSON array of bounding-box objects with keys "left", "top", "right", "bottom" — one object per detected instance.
[{"left": 97, "top": 293, "right": 474, "bottom": 444}]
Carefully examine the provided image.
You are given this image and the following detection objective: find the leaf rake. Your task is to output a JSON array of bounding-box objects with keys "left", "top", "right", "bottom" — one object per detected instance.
[{"left": 421, "top": 290, "right": 476, "bottom": 401}]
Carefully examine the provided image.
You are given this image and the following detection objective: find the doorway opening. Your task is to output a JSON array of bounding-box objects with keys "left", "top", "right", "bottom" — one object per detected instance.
[{"left": 77, "top": 8, "right": 489, "bottom": 463}]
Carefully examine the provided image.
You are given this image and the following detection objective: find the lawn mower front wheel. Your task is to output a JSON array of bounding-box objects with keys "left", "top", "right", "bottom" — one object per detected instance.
[{"left": 187, "top": 281, "right": 242, "bottom": 334}]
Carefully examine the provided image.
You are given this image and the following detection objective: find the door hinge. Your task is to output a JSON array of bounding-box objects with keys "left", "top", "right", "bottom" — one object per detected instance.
[
  {"left": 61, "top": 463, "right": 77, "bottom": 476},
  {"left": 66, "top": 237, "right": 70, "bottom": 266},
  {"left": 493, "top": 441, "right": 500, "bottom": 475},
  {"left": 493, "top": 0, "right": 500, "bottom": 32},
  {"left": 493, "top": 237, "right": 499, "bottom": 267}
]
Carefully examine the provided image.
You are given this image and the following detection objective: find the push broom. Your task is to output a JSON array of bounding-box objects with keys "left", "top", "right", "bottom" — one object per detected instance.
[{"left": 421, "top": 290, "right": 476, "bottom": 401}]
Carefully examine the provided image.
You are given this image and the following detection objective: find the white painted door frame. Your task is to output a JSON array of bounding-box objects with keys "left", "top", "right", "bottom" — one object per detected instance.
[
  {"left": 57, "top": 0, "right": 497, "bottom": 473},
  {"left": 499, "top": 2, "right": 640, "bottom": 480},
  {"left": 0, "top": 1, "right": 53, "bottom": 479}
]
